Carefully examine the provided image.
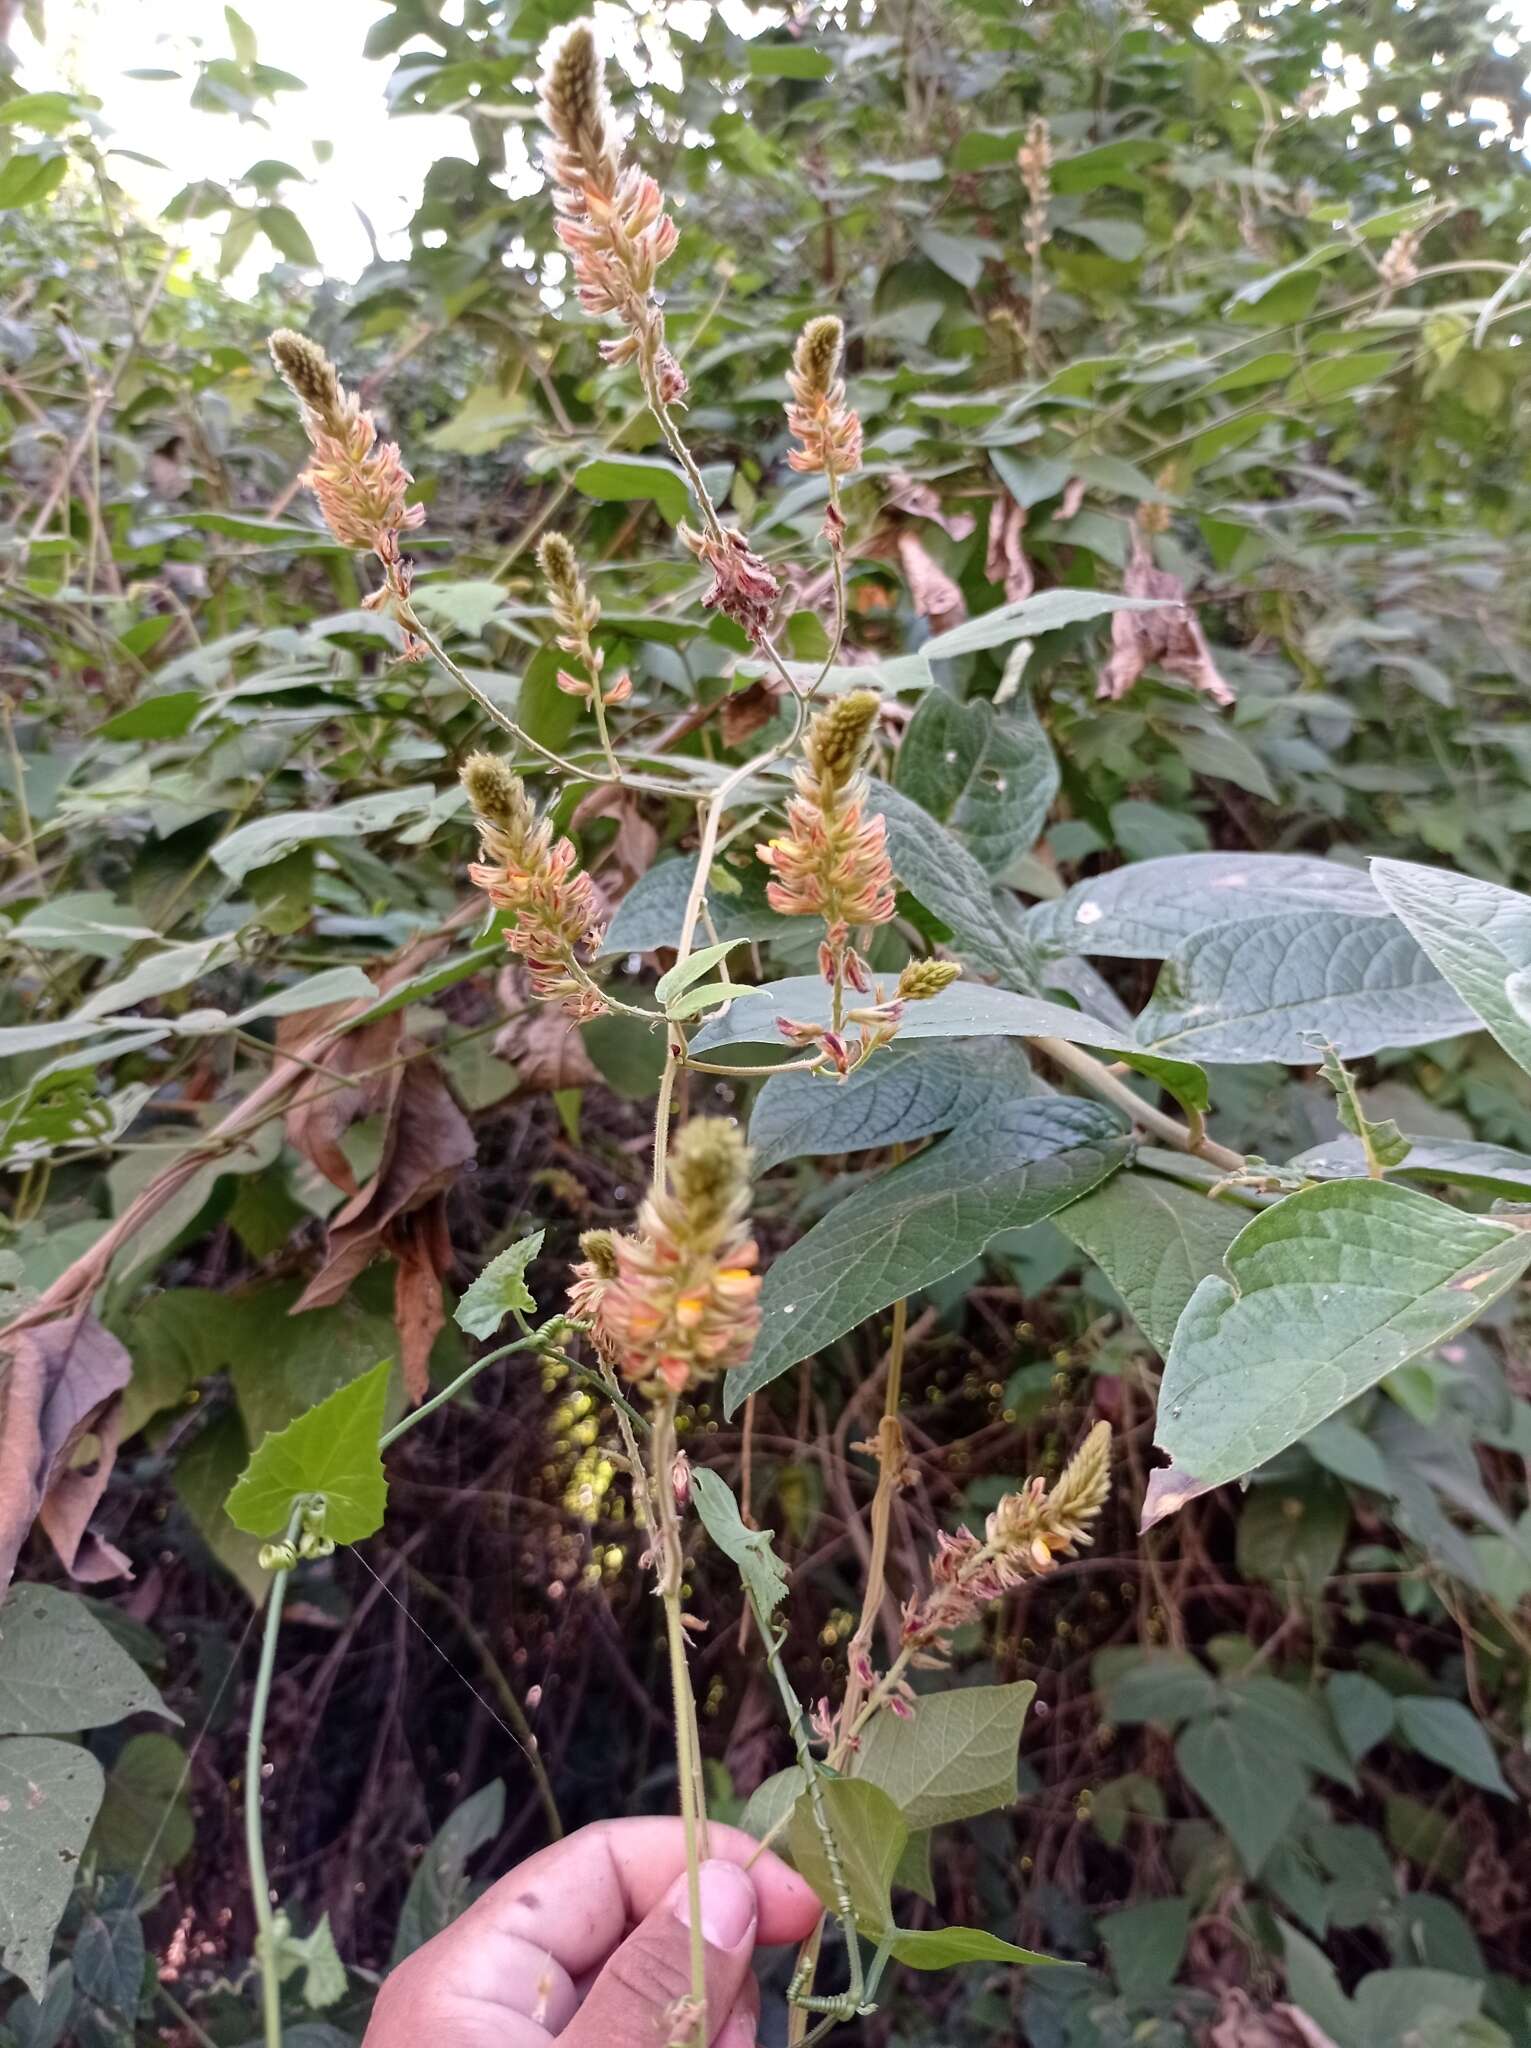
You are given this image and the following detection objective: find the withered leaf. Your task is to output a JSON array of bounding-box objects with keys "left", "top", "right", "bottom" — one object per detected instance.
[{"left": 0, "top": 1315, "right": 133, "bottom": 1592}]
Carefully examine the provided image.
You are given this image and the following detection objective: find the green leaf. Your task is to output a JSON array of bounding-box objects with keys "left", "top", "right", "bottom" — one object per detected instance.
[
  {"left": 888, "top": 1925, "right": 1063, "bottom": 1970},
  {"left": 725, "top": 1099, "right": 1129, "bottom": 1414},
  {"left": 600, "top": 855, "right": 797, "bottom": 957},
  {"left": 1394, "top": 1696, "right": 1510, "bottom": 1797},
  {"left": 0, "top": 92, "right": 78, "bottom": 131},
  {"left": 747, "top": 43, "right": 832, "bottom": 79},
  {"left": 895, "top": 692, "right": 1058, "bottom": 874},
  {"left": 1285, "top": 350, "right": 1403, "bottom": 403},
  {"left": 1236, "top": 1474, "right": 1349, "bottom": 1596},
  {"left": 739, "top": 1765, "right": 805, "bottom": 1847},
  {"left": 1053, "top": 1172, "right": 1246, "bottom": 1354},
  {"left": 0, "top": 1586, "right": 171, "bottom": 1737},
  {"left": 1096, "top": 1648, "right": 1220, "bottom": 1727},
  {"left": 573, "top": 455, "right": 689, "bottom": 526},
  {"left": 1145, "top": 1182, "right": 1531, "bottom": 1526},
  {"left": 1311, "top": 1040, "right": 1411, "bottom": 1171},
  {"left": 212, "top": 785, "right": 440, "bottom": 882},
  {"left": 1099, "top": 1898, "right": 1190, "bottom": 2000},
  {"left": 90, "top": 1733, "right": 193, "bottom": 1876},
  {"left": 74, "top": 1906, "right": 145, "bottom": 2017},
  {"left": 1371, "top": 858, "right": 1531, "bottom": 1077},
  {"left": 921, "top": 590, "right": 1168, "bottom": 663},
  {"left": 1176, "top": 1713, "right": 1307, "bottom": 1874},
  {"left": 1290, "top": 1132, "right": 1531, "bottom": 1205},
  {"left": 655, "top": 940, "right": 741, "bottom": 1005},
  {"left": 1326, "top": 1672, "right": 1396, "bottom": 1763},
  {"left": 692, "top": 1469, "right": 790, "bottom": 1618},
  {"left": 454, "top": 1232, "right": 543, "bottom": 1340},
  {"left": 226, "top": 1358, "right": 391, "bottom": 1542},
  {"left": 427, "top": 385, "right": 530, "bottom": 455},
  {"left": 230, "top": 966, "right": 379, "bottom": 1025},
  {"left": 96, "top": 691, "right": 202, "bottom": 741},
  {"left": 258, "top": 203, "right": 316, "bottom": 264},
  {"left": 690, "top": 975, "right": 1139, "bottom": 1058},
  {"left": 1028, "top": 852, "right": 1386, "bottom": 961},
  {"left": 175, "top": 1412, "right": 268, "bottom": 1602},
  {"left": 787, "top": 1778, "right": 905, "bottom": 1936},
  {"left": 873, "top": 782, "right": 1040, "bottom": 991},
  {"left": 856, "top": 1681, "right": 1034, "bottom": 1829},
  {"left": 392, "top": 1780, "right": 505, "bottom": 1963},
  {"left": 1134, "top": 911, "right": 1477, "bottom": 1063},
  {"left": 411, "top": 580, "right": 511, "bottom": 638},
  {"left": 0, "top": 1738, "right": 105, "bottom": 1995},
  {"left": 274, "top": 1914, "right": 347, "bottom": 2009},
  {"left": 749, "top": 1038, "right": 1040, "bottom": 1173}
]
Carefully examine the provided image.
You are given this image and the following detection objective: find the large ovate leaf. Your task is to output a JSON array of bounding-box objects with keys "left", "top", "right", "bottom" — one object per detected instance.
[
  {"left": 599, "top": 854, "right": 797, "bottom": 957},
  {"left": 0, "top": 1586, "right": 171, "bottom": 1737},
  {"left": 856, "top": 1681, "right": 1035, "bottom": 1829},
  {"left": 1289, "top": 1132, "right": 1531, "bottom": 1204},
  {"left": 1144, "top": 1182, "right": 1531, "bottom": 1526},
  {"left": 1394, "top": 1695, "right": 1510, "bottom": 1797},
  {"left": 1133, "top": 910, "right": 1477, "bottom": 1063},
  {"left": 895, "top": 691, "right": 1058, "bottom": 873},
  {"left": 725, "top": 1099, "right": 1129, "bottom": 1414},
  {"left": 787, "top": 1777, "right": 905, "bottom": 1936},
  {"left": 0, "top": 1737, "right": 105, "bottom": 1997},
  {"left": 1053, "top": 1172, "right": 1247, "bottom": 1353},
  {"left": 1175, "top": 1714, "right": 1306, "bottom": 1875},
  {"left": 225, "top": 1357, "right": 391, "bottom": 1543},
  {"left": 1027, "top": 853, "right": 1388, "bottom": 961},
  {"left": 1371, "top": 857, "right": 1531, "bottom": 1075},
  {"left": 690, "top": 974, "right": 1136, "bottom": 1056},
  {"left": 749, "top": 1038, "right": 1040, "bottom": 1172},
  {"left": 873, "top": 782, "right": 1040, "bottom": 990}
]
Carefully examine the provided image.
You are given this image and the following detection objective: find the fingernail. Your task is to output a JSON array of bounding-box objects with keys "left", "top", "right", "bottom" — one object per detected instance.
[{"left": 674, "top": 1860, "right": 756, "bottom": 1951}]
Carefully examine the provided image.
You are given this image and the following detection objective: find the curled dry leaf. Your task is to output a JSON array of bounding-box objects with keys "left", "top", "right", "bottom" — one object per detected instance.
[
  {"left": 570, "top": 782, "right": 661, "bottom": 898},
  {"left": 1209, "top": 1990, "right": 1339, "bottom": 2048},
  {"left": 985, "top": 492, "right": 1035, "bottom": 601},
  {"left": 493, "top": 963, "right": 600, "bottom": 1094},
  {"left": 0, "top": 1314, "right": 133, "bottom": 1592},
  {"left": 895, "top": 531, "right": 966, "bottom": 631},
  {"left": 1097, "top": 523, "right": 1234, "bottom": 706},
  {"left": 882, "top": 474, "right": 977, "bottom": 541},
  {"left": 282, "top": 931, "right": 476, "bottom": 1403}
]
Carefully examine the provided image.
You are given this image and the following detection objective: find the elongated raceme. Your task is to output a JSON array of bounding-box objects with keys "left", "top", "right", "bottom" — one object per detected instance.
[
  {"left": 572, "top": 1119, "right": 761, "bottom": 1395},
  {"left": 538, "top": 531, "right": 632, "bottom": 707},
  {"left": 268, "top": 328, "right": 426, "bottom": 655},
  {"left": 758, "top": 688, "right": 895, "bottom": 979},
  {"left": 539, "top": 19, "right": 686, "bottom": 398},
  {"left": 460, "top": 752, "right": 604, "bottom": 1019},
  {"left": 900, "top": 1422, "right": 1113, "bottom": 1663},
  {"left": 786, "top": 314, "right": 863, "bottom": 484}
]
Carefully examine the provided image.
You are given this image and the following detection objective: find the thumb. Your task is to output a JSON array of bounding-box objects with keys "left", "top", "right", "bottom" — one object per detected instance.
[{"left": 559, "top": 1857, "right": 759, "bottom": 2048}]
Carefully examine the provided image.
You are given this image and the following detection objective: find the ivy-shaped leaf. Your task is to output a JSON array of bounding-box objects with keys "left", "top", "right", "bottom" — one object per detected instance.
[
  {"left": 725, "top": 1099, "right": 1129, "bottom": 1415},
  {"left": 225, "top": 1358, "right": 391, "bottom": 1543},
  {"left": 855, "top": 1681, "right": 1035, "bottom": 1830},
  {"left": 454, "top": 1231, "right": 543, "bottom": 1340}
]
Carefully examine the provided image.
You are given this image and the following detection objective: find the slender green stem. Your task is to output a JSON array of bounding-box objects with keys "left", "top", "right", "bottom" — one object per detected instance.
[
  {"left": 246, "top": 1501, "right": 306, "bottom": 2048},
  {"left": 651, "top": 1398, "right": 708, "bottom": 2046},
  {"left": 378, "top": 1328, "right": 561, "bottom": 1451}
]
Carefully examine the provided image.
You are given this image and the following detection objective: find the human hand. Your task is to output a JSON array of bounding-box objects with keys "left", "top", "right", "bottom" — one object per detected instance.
[{"left": 364, "top": 1816, "right": 823, "bottom": 2048}]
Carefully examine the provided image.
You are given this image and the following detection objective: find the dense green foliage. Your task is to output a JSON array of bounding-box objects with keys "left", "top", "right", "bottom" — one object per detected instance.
[{"left": 3, "top": 1, "right": 1531, "bottom": 2044}]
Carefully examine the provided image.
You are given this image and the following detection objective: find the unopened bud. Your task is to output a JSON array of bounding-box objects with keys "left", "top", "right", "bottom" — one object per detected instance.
[{"left": 897, "top": 958, "right": 961, "bottom": 1002}]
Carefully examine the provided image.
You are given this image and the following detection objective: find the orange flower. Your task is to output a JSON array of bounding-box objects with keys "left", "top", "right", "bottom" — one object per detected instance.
[
  {"left": 786, "top": 315, "right": 862, "bottom": 483},
  {"left": 268, "top": 329, "right": 426, "bottom": 656},
  {"left": 757, "top": 689, "right": 894, "bottom": 974},
  {"left": 539, "top": 20, "right": 685, "bottom": 395},
  {"left": 578, "top": 1119, "right": 761, "bottom": 1395},
  {"left": 460, "top": 753, "right": 604, "bottom": 1019}
]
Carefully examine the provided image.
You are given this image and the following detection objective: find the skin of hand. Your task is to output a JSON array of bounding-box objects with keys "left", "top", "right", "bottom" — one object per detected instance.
[{"left": 363, "top": 1816, "right": 823, "bottom": 2048}]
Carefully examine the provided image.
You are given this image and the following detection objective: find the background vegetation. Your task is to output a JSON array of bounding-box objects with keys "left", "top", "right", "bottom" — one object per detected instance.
[{"left": 3, "top": 0, "right": 1531, "bottom": 2042}]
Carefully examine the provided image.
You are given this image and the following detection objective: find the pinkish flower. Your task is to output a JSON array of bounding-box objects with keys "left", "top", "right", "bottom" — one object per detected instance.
[{"left": 679, "top": 522, "right": 781, "bottom": 644}]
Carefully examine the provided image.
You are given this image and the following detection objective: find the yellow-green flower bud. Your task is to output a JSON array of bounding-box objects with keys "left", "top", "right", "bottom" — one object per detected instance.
[{"left": 897, "top": 959, "right": 961, "bottom": 1003}]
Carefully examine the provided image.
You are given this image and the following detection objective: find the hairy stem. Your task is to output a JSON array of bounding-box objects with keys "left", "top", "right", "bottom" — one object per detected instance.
[
  {"left": 246, "top": 1501, "right": 306, "bottom": 2048},
  {"left": 652, "top": 1398, "right": 709, "bottom": 2044}
]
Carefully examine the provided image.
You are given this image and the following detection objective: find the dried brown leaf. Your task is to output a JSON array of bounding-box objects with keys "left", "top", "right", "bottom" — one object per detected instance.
[
  {"left": 493, "top": 964, "right": 600, "bottom": 1093},
  {"left": 985, "top": 493, "right": 1035, "bottom": 602},
  {"left": 0, "top": 1314, "right": 133, "bottom": 1591},
  {"left": 895, "top": 531, "right": 966, "bottom": 631},
  {"left": 1097, "top": 526, "right": 1234, "bottom": 706}
]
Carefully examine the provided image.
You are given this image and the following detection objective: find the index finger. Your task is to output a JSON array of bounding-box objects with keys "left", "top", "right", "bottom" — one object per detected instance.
[{"left": 452, "top": 1817, "right": 822, "bottom": 1978}]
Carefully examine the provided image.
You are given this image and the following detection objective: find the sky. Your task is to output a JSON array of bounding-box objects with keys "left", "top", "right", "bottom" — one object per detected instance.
[
  {"left": 12, "top": 0, "right": 1531, "bottom": 287},
  {"left": 10, "top": 0, "right": 782, "bottom": 285}
]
